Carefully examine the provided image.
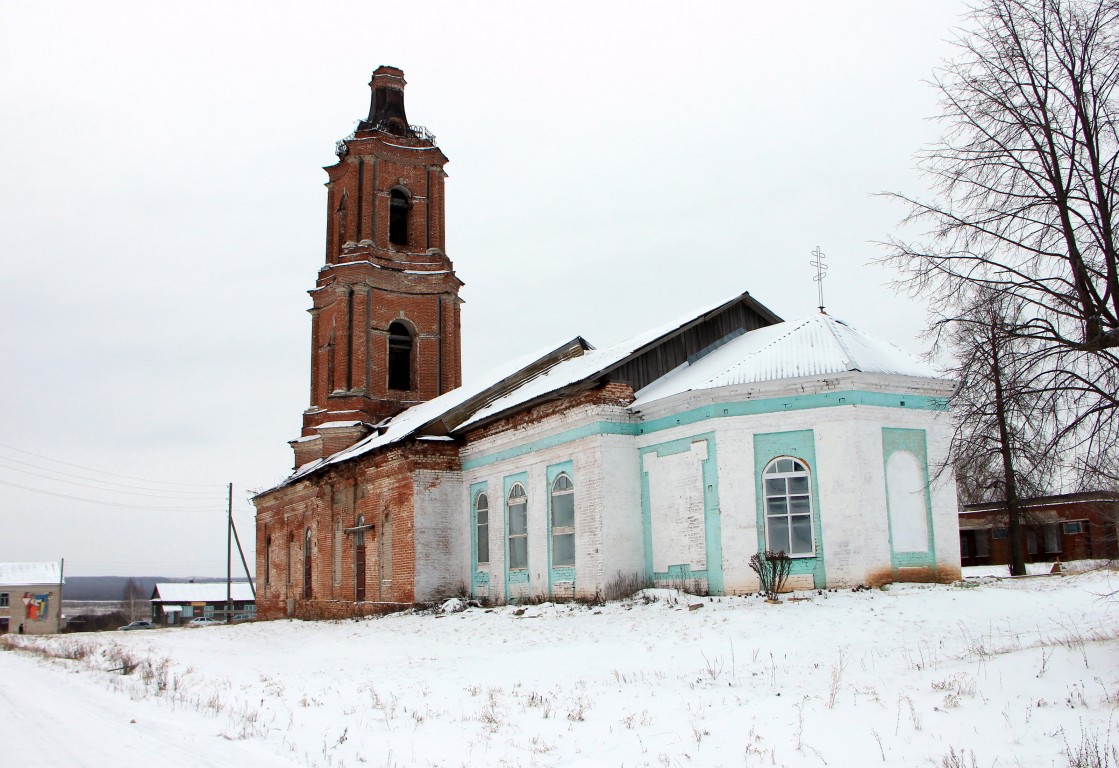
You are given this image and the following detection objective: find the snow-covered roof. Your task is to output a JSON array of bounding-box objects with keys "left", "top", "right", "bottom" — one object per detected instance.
[
  {"left": 152, "top": 582, "right": 255, "bottom": 603},
  {"left": 265, "top": 296, "right": 943, "bottom": 493},
  {"left": 633, "top": 313, "right": 940, "bottom": 407},
  {"left": 0, "top": 561, "right": 63, "bottom": 587}
]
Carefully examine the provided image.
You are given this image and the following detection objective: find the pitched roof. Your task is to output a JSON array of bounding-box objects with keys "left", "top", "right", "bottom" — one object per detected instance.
[
  {"left": 265, "top": 294, "right": 944, "bottom": 493},
  {"left": 632, "top": 313, "right": 940, "bottom": 406},
  {"left": 0, "top": 562, "right": 63, "bottom": 587},
  {"left": 151, "top": 582, "right": 255, "bottom": 603}
]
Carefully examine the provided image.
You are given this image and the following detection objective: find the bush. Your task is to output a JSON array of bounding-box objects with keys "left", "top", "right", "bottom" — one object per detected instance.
[{"left": 749, "top": 550, "right": 792, "bottom": 601}]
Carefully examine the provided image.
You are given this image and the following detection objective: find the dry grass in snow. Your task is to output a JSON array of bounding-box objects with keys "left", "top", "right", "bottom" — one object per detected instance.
[{"left": 1, "top": 568, "right": 1118, "bottom": 767}]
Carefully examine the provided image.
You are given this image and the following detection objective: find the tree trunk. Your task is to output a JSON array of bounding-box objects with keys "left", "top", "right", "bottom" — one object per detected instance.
[{"left": 991, "top": 333, "right": 1026, "bottom": 576}]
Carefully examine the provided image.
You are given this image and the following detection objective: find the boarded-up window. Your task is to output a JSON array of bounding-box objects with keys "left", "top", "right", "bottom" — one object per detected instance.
[
  {"left": 333, "top": 518, "right": 342, "bottom": 586},
  {"left": 886, "top": 451, "right": 929, "bottom": 552}
]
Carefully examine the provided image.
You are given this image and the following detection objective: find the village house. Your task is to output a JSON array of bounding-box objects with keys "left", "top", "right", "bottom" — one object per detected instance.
[
  {"left": 958, "top": 491, "right": 1118, "bottom": 568},
  {"left": 149, "top": 582, "right": 256, "bottom": 625},
  {"left": 253, "top": 68, "right": 961, "bottom": 620},
  {"left": 0, "top": 561, "right": 65, "bottom": 635}
]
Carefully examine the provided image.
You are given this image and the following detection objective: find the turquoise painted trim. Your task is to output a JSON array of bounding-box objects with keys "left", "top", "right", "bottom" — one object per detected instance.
[
  {"left": 469, "top": 480, "right": 489, "bottom": 596},
  {"left": 462, "top": 390, "right": 947, "bottom": 471},
  {"left": 546, "top": 460, "right": 576, "bottom": 598},
  {"left": 503, "top": 471, "right": 529, "bottom": 601},
  {"left": 881, "top": 428, "right": 937, "bottom": 570},
  {"left": 638, "top": 432, "right": 724, "bottom": 594},
  {"left": 754, "top": 430, "right": 826, "bottom": 588}
]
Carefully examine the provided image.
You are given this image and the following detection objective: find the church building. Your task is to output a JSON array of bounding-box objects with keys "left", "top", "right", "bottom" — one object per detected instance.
[{"left": 253, "top": 68, "right": 961, "bottom": 620}]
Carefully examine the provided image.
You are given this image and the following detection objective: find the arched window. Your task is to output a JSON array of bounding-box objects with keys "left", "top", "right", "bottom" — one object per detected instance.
[
  {"left": 303, "top": 527, "right": 313, "bottom": 599},
  {"left": 388, "top": 322, "right": 412, "bottom": 391},
  {"left": 763, "top": 457, "right": 814, "bottom": 556},
  {"left": 389, "top": 188, "right": 410, "bottom": 246},
  {"left": 355, "top": 514, "right": 367, "bottom": 602},
  {"left": 475, "top": 492, "right": 490, "bottom": 565},
  {"left": 264, "top": 535, "right": 271, "bottom": 586},
  {"left": 507, "top": 483, "right": 528, "bottom": 570},
  {"left": 550, "top": 474, "right": 575, "bottom": 567}
]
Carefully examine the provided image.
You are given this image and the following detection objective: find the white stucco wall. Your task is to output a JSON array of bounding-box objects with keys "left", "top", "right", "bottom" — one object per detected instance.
[
  {"left": 412, "top": 469, "right": 465, "bottom": 602},
  {"left": 456, "top": 372, "right": 959, "bottom": 601}
]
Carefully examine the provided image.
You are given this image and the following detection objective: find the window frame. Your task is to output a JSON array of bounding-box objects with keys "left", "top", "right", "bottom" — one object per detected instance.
[
  {"left": 475, "top": 491, "right": 490, "bottom": 565},
  {"left": 762, "top": 457, "right": 816, "bottom": 557},
  {"left": 0, "top": 592, "right": 8, "bottom": 608},
  {"left": 550, "top": 473, "right": 575, "bottom": 567},
  {"left": 507, "top": 483, "right": 528, "bottom": 571}
]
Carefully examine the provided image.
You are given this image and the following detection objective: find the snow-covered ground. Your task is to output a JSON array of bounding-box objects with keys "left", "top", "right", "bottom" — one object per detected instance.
[{"left": 2, "top": 568, "right": 1117, "bottom": 768}]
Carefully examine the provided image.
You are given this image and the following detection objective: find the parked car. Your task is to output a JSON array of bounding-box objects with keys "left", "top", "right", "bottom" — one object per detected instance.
[
  {"left": 119, "top": 620, "right": 155, "bottom": 631},
  {"left": 230, "top": 613, "right": 255, "bottom": 623},
  {"left": 188, "top": 617, "right": 222, "bottom": 627}
]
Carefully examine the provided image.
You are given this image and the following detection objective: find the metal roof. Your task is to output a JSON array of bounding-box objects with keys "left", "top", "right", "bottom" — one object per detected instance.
[
  {"left": 151, "top": 582, "right": 255, "bottom": 603},
  {"left": 632, "top": 313, "right": 941, "bottom": 406},
  {"left": 0, "top": 562, "right": 63, "bottom": 587}
]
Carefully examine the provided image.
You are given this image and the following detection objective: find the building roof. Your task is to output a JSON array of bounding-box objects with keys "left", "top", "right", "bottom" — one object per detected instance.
[
  {"left": 263, "top": 292, "right": 946, "bottom": 495},
  {"left": 0, "top": 561, "right": 63, "bottom": 587},
  {"left": 151, "top": 582, "right": 255, "bottom": 603},
  {"left": 632, "top": 313, "right": 940, "bottom": 406}
]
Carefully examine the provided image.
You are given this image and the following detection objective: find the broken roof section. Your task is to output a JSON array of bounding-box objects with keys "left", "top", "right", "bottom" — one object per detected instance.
[{"left": 0, "top": 561, "right": 63, "bottom": 587}]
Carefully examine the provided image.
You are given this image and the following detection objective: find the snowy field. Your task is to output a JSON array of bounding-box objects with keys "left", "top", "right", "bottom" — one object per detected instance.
[{"left": 2, "top": 568, "right": 1117, "bottom": 768}]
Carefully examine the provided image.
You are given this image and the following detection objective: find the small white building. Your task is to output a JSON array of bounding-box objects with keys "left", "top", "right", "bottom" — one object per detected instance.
[{"left": 0, "top": 561, "right": 65, "bottom": 635}]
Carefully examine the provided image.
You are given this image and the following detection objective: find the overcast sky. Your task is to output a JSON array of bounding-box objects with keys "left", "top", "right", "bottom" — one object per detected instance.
[{"left": 0, "top": 1, "right": 966, "bottom": 577}]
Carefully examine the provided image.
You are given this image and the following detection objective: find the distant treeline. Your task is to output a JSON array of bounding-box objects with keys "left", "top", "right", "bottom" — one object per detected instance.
[{"left": 63, "top": 576, "right": 252, "bottom": 601}]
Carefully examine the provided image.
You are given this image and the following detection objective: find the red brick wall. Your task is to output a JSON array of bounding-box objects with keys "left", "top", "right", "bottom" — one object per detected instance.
[{"left": 254, "top": 441, "right": 460, "bottom": 620}]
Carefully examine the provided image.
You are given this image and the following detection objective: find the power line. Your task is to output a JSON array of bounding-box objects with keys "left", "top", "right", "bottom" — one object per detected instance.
[
  {"left": 0, "top": 478, "right": 226, "bottom": 512},
  {"left": 0, "top": 441, "right": 228, "bottom": 489},
  {"left": 0, "top": 454, "right": 228, "bottom": 496},
  {"left": 0, "top": 459, "right": 229, "bottom": 500}
]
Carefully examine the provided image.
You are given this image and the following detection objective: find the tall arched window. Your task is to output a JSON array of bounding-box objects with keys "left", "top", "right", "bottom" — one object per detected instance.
[
  {"left": 507, "top": 483, "right": 528, "bottom": 570},
  {"left": 475, "top": 492, "right": 490, "bottom": 565},
  {"left": 550, "top": 474, "right": 575, "bottom": 567},
  {"left": 389, "top": 188, "right": 410, "bottom": 246},
  {"left": 355, "top": 514, "right": 367, "bottom": 602},
  {"left": 388, "top": 322, "right": 412, "bottom": 391},
  {"left": 264, "top": 535, "right": 271, "bottom": 586},
  {"left": 763, "top": 457, "right": 814, "bottom": 556},
  {"left": 303, "top": 527, "right": 313, "bottom": 599}
]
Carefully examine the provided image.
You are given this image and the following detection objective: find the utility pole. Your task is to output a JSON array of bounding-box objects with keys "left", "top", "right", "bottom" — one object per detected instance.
[{"left": 226, "top": 482, "right": 233, "bottom": 623}]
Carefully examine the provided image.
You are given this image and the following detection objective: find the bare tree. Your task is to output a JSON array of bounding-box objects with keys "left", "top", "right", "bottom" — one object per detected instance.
[
  {"left": 121, "top": 578, "right": 146, "bottom": 622},
  {"left": 882, "top": 0, "right": 1119, "bottom": 481},
  {"left": 939, "top": 292, "right": 1057, "bottom": 574}
]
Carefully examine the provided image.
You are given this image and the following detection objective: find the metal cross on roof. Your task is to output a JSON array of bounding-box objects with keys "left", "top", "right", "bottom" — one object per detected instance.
[{"left": 810, "top": 246, "right": 828, "bottom": 313}]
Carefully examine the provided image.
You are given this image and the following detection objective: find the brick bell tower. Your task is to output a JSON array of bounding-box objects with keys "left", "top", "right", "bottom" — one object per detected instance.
[{"left": 293, "top": 67, "right": 462, "bottom": 467}]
